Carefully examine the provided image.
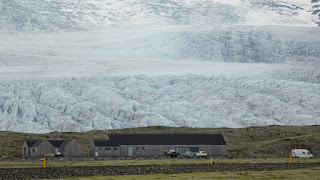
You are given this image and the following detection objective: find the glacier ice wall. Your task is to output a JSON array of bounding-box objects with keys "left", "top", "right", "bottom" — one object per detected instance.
[{"left": 0, "top": 75, "right": 320, "bottom": 133}]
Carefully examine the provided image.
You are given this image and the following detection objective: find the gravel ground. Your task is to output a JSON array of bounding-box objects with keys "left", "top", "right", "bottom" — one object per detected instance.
[{"left": 0, "top": 163, "right": 320, "bottom": 180}]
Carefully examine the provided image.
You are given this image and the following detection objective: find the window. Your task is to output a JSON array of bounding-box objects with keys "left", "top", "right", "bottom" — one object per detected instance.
[
  {"left": 303, "top": 152, "right": 305, "bottom": 154},
  {"left": 142, "top": 147, "right": 145, "bottom": 153},
  {"left": 99, "top": 148, "right": 102, "bottom": 153},
  {"left": 136, "top": 147, "right": 139, "bottom": 152},
  {"left": 105, "top": 148, "right": 111, "bottom": 153},
  {"left": 32, "top": 148, "right": 35, "bottom": 153},
  {"left": 190, "top": 147, "right": 199, "bottom": 152},
  {"left": 114, "top": 148, "right": 118, "bottom": 153}
]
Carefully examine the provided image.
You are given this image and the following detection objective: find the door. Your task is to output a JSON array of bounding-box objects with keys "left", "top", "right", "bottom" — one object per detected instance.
[{"left": 128, "top": 147, "right": 133, "bottom": 156}]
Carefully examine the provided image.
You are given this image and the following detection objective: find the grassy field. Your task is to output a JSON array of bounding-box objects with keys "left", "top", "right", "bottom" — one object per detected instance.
[
  {"left": 40, "top": 166, "right": 320, "bottom": 180},
  {"left": 1, "top": 158, "right": 320, "bottom": 169},
  {"left": 1, "top": 125, "right": 320, "bottom": 158}
]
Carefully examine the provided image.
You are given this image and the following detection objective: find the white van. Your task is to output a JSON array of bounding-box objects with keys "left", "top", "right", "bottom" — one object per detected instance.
[{"left": 291, "top": 149, "right": 313, "bottom": 158}]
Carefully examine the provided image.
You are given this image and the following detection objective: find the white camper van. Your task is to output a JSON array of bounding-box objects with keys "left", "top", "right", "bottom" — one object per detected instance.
[{"left": 291, "top": 149, "right": 313, "bottom": 158}]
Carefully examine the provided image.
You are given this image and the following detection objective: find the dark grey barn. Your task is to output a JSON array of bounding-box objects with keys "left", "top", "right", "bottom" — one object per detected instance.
[
  {"left": 22, "top": 139, "right": 82, "bottom": 157},
  {"left": 91, "top": 134, "right": 226, "bottom": 157}
]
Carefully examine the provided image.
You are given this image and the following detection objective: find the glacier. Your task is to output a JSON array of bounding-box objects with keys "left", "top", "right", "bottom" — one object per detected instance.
[
  {"left": 1, "top": 74, "right": 320, "bottom": 133},
  {"left": 1, "top": 0, "right": 320, "bottom": 33},
  {"left": 0, "top": 0, "right": 320, "bottom": 133}
]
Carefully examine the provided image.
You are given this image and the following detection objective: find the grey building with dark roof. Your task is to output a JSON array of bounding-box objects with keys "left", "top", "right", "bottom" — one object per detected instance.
[
  {"left": 22, "top": 139, "right": 82, "bottom": 157},
  {"left": 23, "top": 140, "right": 54, "bottom": 157},
  {"left": 91, "top": 134, "right": 226, "bottom": 157}
]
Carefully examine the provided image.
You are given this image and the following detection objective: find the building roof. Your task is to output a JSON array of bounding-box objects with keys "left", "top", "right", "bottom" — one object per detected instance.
[
  {"left": 26, "top": 140, "right": 43, "bottom": 147},
  {"left": 25, "top": 139, "right": 74, "bottom": 148},
  {"left": 59, "top": 139, "right": 73, "bottom": 148},
  {"left": 48, "top": 140, "right": 72, "bottom": 148},
  {"left": 93, "top": 134, "right": 226, "bottom": 147},
  {"left": 93, "top": 139, "right": 119, "bottom": 147}
]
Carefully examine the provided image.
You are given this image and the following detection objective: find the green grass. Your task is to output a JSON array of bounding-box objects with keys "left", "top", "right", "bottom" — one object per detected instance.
[
  {"left": 40, "top": 166, "right": 320, "bottom": 180},
  {"left": 1, "top": 125, "right": 320, "bottom": 158},
  {"left": 1, "top": 158, "right": 320, "bottom": 169}
]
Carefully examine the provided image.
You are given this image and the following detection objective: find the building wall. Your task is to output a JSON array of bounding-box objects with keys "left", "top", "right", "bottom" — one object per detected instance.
[
  {"left": 22, "top": 141, "right": 29, "bottom": 157},
  {"left": 91, "top": 146, "right": 120, "bottom": 157},
  {"left": 199, "top": 145, "right": 226, "bottom": 156},
  {"left": 90, "top": 141, "right": 95, "bottom": 156},
  {"left": 119, "top": 145, "right": 226, "bottom": 157},
  {"left": 63, "top": 140, "right": 83, "bottom": 157},
  {"left": 90, "top": 144, "right": 226, "bottom": 157},
  {"left": 35, "top": 140, "right": 55, "bottom": 156},
  {"left": 22, "top": 140, "right": 55, "bottom": 157}
]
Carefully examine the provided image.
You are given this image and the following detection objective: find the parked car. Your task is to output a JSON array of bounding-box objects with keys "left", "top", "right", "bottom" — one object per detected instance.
[
  {"left": 166, "top": 150, "right": 179, "bottom": 157},
  {"left": 55, "top": 152, "right": 62, "bottom": 156},
  {"left": 183, "top": 151, "right": 195, "bottom": 158},
  {"left": 292, "top": 149, "right": 313, "bottom": 158},
  {"left": 196, "top": 151, "right": 207, "bottom": 157}
]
